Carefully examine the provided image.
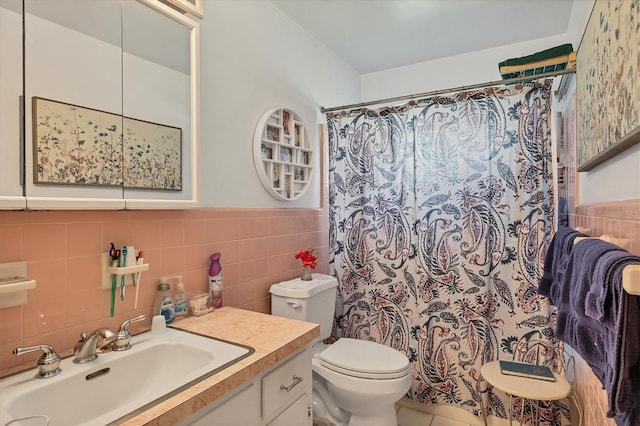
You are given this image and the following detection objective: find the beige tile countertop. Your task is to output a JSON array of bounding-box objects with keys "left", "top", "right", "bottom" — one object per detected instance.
[{"left": 120, "top": 307, "right": 319, "bottom": 426}]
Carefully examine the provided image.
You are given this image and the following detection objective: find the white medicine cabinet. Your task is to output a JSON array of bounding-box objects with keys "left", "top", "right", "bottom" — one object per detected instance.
[
  {"left": 0, "top": 0, "right": 200, "bottom": 210},
  {"left": 253, "top": 108, "right": 313, "bottom": 201}
]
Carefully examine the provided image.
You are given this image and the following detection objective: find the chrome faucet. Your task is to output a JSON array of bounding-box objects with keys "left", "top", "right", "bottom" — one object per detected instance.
[
  {"left": 73, "top": 327, "right": 116, "bottom": 363},
  {"left": 113, "top": 314, "right": 146, "bottom": 351},
  {"left": 13, "top": 344, "right": 61, "bottom": 378}
]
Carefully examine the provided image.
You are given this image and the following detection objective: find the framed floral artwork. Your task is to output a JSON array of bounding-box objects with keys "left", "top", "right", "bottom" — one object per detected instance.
[
  {"left": 576, "top": 0, "right": 640, "bottom": 171},
  {"left": 32, "top": 96, "right": 182, "bottom": 190}
]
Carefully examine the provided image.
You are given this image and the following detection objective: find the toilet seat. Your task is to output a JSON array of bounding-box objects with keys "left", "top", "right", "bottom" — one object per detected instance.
[{"left": 316, "top": 338, "right": 410, "bottom": 380}]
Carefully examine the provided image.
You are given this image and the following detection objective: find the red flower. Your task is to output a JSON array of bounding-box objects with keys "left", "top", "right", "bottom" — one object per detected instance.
[{"left": 295, "top": 248, "right": 318, "bottom": 269}]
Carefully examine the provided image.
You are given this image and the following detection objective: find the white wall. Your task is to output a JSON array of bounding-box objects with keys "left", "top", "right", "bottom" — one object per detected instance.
[
  {"left": 360, "top": 0, "right": 596, "bottom": 105},
  {"left": 198, "top": 1, "right": 360, "bottom": 208},
  {"left": 360, "top": 34, "right": 567, "bottom": 102}
]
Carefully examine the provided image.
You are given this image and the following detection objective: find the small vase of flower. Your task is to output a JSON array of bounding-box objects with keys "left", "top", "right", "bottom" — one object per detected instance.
[{"left": 295, "top": 248, "right": 318, "bottom": 281}]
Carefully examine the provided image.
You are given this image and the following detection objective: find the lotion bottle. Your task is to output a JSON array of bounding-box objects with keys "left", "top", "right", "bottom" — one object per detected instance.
[
  {"left": 174, "top": 280, "right": 188, "bottom": 317},
  {"left": 154, "top": 282, "right": 175, "bottom": 324}
]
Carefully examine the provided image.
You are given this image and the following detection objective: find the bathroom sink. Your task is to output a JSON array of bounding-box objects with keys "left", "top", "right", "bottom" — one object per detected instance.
[{"left": 0, "top": 327, "right": 254, "bottom": 426}]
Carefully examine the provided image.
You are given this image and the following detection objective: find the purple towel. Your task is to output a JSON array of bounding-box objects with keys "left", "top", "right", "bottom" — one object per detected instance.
[
  {"left": 555, "top": 311, "right": 607, "bottom": 383},
  {"left": 568, "top": 239, "right": 620, "bottom": 319},
  {"left": 553, "top": 239, "right": 612, "bottom": 385},
  {"left": 602, "top": 257, "right": 640, "bottom": 424},
  {"left": 548, "top": 234, "right": 640, "bottom": 424},
  {"left": 585, "top": 250, "right": 640, "bottom": 323},
  {"left": 539, "top": 226, "right": 586, "bottom": 305}
]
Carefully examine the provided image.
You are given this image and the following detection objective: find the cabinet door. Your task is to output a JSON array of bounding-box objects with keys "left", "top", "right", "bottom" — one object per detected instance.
[
  {"left": 0, "top": 0, "right": 25, "bottom": 209},
  {"left": 7, "top": 0, "right": 200, "bottom": 210},
  {"left": 182, "top": 381, "right": 261, "bottom": 426},
  {"left": 262, "top": 348, "right": 311, "bottom": 420},
  {"left": 267, "top": 394, "right": 311, "bottom": 426}
]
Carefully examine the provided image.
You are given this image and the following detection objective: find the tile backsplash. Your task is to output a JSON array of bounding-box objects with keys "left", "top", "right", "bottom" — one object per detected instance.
[
  {"left": 572, "top": 200, "right": 640, "bottom": 256},
  {"left": 0, "top": 207, "right": 328, "bottom": 373}
]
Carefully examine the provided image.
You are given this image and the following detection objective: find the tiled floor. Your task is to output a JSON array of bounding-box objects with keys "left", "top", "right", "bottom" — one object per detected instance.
[
  {"left": 315, "top": 404, "right": 506, "bottom": 426},
  {"left": 397, "top": 406, "right": 482, "bottom": 426},
  {"left": 396, "top": 402, "right": 515, "bottom": 426}
]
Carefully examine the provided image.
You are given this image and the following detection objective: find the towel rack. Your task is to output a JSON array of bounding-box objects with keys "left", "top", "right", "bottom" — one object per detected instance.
[{"left": 573, "top": 235, "right": 640, "bottom": 296}]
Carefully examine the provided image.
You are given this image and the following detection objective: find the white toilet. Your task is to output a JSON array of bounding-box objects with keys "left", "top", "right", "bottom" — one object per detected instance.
[{"left": 270, "top": 273, "right": 411, "bottom": 426}]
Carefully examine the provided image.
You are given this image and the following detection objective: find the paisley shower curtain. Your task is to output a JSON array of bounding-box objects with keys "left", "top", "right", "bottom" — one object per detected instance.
[{"left": 327, "top": 82, "right": 568, "bottom": 425}]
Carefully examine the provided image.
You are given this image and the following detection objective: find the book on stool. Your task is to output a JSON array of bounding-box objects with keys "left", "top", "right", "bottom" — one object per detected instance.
[{"left": 499, "top": 360, "right": 556, "bottom": 382}]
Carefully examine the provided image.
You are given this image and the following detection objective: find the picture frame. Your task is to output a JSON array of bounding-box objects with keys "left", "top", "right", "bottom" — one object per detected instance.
[
  {"left": 280, "top": 146, "right": 292, "bottom": 163},
  {"left": 163, "top": 0, "right": 204, "bottom": 19},
  {"left": 272, "top": 164, "right": 280, "bottom": 188},
  {"left": 32, "top": 96, "right": 182, "bottom": 190},
  {"left": 266, "top": 125, "right": 280, "bottom": 142},
  {"left": 261, "top": 143, "right": 273, "bottom": 160},
  {"left": 283, "top": 110, "right": 291, "bottom": 135},
  {"left": 576, "top": 0, "right": 640, "bottom": 171},
  {"left": 294, "top": 124, "right": 301, "bottom": 146}
]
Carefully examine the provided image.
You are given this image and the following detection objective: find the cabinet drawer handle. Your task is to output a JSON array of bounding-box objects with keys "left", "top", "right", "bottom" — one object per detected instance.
[{"left": 280, "top": 375, "right": 303, "bottom": 392}]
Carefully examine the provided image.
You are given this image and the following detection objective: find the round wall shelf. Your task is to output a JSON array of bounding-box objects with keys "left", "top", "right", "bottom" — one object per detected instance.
[{"left": 253, "top": 108, "right": 313, "bottom": 201}]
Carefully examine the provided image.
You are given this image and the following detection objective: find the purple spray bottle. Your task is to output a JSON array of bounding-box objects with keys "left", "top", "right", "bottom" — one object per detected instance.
[{"left": 208, "top": 253, "right": 223, "bottom": 309}]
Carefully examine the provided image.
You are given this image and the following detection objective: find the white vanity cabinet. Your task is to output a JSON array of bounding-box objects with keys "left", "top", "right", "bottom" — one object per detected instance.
[
  {"left": 183, "top": 381, "right": 261, "bottom": 426},
  {"left": 179, "top": 346, "right": 312, "bottom": 426},
  {"left": 262, "top": 346, "right": 312, "bottom": 425}
]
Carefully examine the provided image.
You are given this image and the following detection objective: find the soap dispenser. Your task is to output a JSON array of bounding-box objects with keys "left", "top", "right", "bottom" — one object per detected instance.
[{"left": 174, "top": 280, "right": 188, "bottom": 317}]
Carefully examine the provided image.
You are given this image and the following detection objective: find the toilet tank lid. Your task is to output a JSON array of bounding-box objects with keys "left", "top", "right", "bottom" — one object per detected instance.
[{"left": 269, "top": 274, "right": 337, "bottom": 298}]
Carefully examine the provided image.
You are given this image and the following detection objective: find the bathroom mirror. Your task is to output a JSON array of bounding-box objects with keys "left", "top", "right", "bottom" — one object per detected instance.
[
  {"left": 0, "top": 0, "right": 25, "bottom": 208},
  {"left": 121, "top": 0, "right": 199, "bottom": 209},
  {"left": 0, "top": 0, "right": 199, "bottom": 209},
  {"left": 23, "top": 0, "right": 125, "bottom": 207}
]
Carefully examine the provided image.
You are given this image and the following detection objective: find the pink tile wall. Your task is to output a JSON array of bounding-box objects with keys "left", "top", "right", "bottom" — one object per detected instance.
[
  {"left": 567, "top": 199, "right": 640, "bottom": 425},
  {"left": 0, "top": 207, "right": 329, "bottom": 374},
  {"left": 571, "top": 200, "right": 640, "bottom": 256}
]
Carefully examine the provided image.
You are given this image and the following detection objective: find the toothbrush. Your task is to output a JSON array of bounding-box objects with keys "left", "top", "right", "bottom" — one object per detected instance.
[
  {"left": 110, "top": 259, "right": 118, "bottom": 316},
  {"left": 120, "top": 246, "right": 127, "bottom": 301},
  {"left": 134, "top": 251, "right": 144, "bottom": 309}
]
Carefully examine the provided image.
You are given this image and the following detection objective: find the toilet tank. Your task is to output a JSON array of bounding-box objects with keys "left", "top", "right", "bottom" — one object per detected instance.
[{"left": 270, "top": 274, "right": 338, "bottom": 342}]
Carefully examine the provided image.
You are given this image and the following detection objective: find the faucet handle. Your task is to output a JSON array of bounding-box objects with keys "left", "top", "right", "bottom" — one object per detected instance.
[
  {"left": 113, "top": 314, "right": 146, "bottom": 351},
  {"left": 13, "top": 344, "right": 61, "bottom": 378}
]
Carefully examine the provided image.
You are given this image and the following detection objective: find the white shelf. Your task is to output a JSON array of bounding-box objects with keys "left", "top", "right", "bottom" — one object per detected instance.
[
  {"left": 254, "top": 108, "right": 313, "bottom": 201},
  {"left": 106, "top": 263, "right": 149, "bottom": 276},
  {"left": 0, "top": 262, "right": 36, "bottom": 309},
  {"left": 101, "top": 253, "right": 149, "bottom": 290}
]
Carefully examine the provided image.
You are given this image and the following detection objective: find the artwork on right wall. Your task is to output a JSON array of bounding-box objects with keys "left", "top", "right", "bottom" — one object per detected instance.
[{"left": 576, "top": 0, "right": 640, "bottom": 171}]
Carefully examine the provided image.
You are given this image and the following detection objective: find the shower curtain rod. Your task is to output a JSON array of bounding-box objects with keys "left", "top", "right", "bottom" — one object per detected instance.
[{"left": 320, "top": 68, "right": 576, "bottom": 113}]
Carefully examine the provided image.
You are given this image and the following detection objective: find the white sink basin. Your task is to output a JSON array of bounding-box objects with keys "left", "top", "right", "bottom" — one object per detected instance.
[{"left": 0, "top": 327, "right": 253, "bottom": 426}]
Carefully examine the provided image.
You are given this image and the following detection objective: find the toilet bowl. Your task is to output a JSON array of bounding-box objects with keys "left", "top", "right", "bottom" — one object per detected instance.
[
  {"left": 270, "top": 274, "right": 412, "bottom": 426},
  {"left": 312, "top": 338, "right": 411, "bottom": 426}
]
